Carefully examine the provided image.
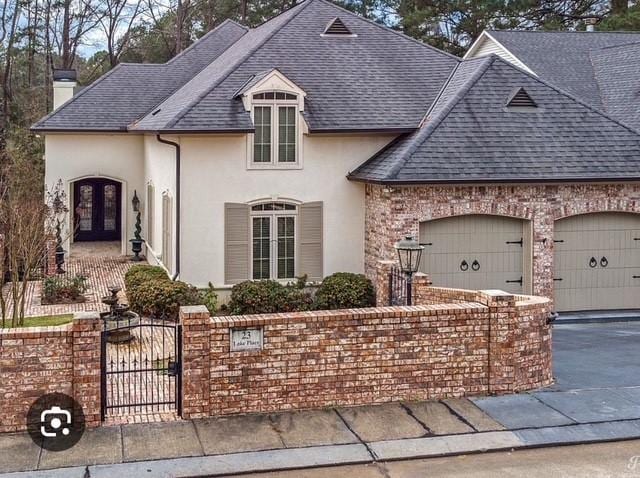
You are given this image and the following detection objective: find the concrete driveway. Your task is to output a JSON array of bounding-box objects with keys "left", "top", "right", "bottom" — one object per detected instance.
[
  {"left": 472, "top": 321, "right": 640, "bottom": 434},
  {"left": 550, "top": 321, "right": 640, "bottom": 391}
]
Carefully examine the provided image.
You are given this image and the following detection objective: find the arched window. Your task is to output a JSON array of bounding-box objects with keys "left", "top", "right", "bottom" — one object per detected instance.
[
  {"left": 250, "top": 201, "right": 297, "bottom": 280},
  {"left": 251, "top": 91, "right": 299, "bottom": 165}
]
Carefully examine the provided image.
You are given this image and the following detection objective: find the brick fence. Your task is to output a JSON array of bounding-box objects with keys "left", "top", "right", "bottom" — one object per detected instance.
[
  {"left": 180, "top": 283, "right": 552, "bottom": 419},
  {"left": 0, "top": 312, "right": 101, "bottom": 433}
]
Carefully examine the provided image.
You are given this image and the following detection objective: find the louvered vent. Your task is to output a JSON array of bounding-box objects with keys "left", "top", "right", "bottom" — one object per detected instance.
[
  {"left": 507, "top": 88, "right": 537, "bottom": 108},
  {"left": 324, "top": 17, "right": 352, "bottom": 35}
]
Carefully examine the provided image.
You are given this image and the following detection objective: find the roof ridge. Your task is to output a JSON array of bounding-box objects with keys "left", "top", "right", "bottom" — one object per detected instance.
[
  {"left": 490, "top": 54, "right": 640, "bottom": 136},
  {"left": 385, "top": 56, "right": 496, "bottom": 180},
  {"left": 166, "top": 18, "right": 249, "bottom": 65},
  {"left": 489, "top": 29, "right": 640, "bottom": 34},
  {"left": 128, "top": 22, "right": 251, "bottom": 126},
  {"left": 316, "top": 0, "right": 461, "bottom": 61},
  {"left": 161, "top": 0, "right": 313, "bottom": 130},
  {"left": 32, "top": 64, "right": 125, "bottom": 130},
  {"left": 594, "top": 39, "right": 640, "bottom": 51}
]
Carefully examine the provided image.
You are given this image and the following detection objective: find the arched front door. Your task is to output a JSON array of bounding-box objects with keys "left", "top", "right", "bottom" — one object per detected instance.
[{"left": 73, "top": 178, "right": 121, "bottom": 241}]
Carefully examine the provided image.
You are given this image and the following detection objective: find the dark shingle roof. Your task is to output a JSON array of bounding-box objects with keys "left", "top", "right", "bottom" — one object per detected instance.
[
  {"left": 487, "top": 30, "right": 640, "bottom": 112},
  {"left": 32, "top": 20, "right": 249, "bottom": 131},
  {"left": 349, "top": 56, "right": 640, "bottom": 184},
  {"left": 590, "top": 41, "right": 640, "bottom": 130},
  {"left": 131, "top": 0, "right": 458, "bottom": 133},
  {"left": 35, "top": 0, "right": 458, "bottom": 133}
]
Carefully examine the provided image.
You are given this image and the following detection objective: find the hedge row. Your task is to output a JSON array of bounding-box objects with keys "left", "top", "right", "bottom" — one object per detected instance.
[{"left": 225, "top": 272, "right": 375, "bottom": 315}]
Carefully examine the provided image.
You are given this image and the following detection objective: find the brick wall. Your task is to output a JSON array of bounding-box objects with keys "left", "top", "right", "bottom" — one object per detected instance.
[
  {"left": 180, "top": 290, "right": 552, "bottom": 418},
  {"left": 0, "top": 313, "right": 102, "bottom": 432},
  {"left": 365, "top": 182, "right": 640, "bottom": 303}
]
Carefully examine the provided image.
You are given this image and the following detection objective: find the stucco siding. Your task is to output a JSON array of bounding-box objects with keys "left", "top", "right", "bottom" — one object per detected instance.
[
  {"left": 179, "top": 133, "right": 396, "bottom": 287},
  {"left": 44, "top": 133, "right": 144, "bottom": 255},
  {"left": 143, "top": 135, "right": 178, "bottom": 273}
]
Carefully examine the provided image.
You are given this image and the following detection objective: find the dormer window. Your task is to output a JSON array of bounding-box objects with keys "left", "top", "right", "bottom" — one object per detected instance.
[{"left": 251, "top": 91, "right": 299, "bottom": 165}]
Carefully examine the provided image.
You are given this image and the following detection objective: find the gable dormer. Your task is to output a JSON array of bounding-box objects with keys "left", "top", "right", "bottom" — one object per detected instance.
[
  {"left": 236, "top": 69, "right": 307, "bottom": 169},
  {"left": 236, "top": 69, "right": 306, "bottom": 114}
]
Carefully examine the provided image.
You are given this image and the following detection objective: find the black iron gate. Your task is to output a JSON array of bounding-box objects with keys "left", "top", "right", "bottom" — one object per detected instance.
[
  {"left": 388, "top": 266, "right": 413, "bottom": 306},
  {"left": 100, "top": 317, "right": 182, "bottom": 420}
]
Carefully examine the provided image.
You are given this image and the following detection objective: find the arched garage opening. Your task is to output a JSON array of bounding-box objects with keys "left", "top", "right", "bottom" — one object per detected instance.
[
  {"left": 419, "top": 215, "right": 532, "bottom": 294},
  {"left": 554, "top": 212, "right": 640, "bottom": 312}
]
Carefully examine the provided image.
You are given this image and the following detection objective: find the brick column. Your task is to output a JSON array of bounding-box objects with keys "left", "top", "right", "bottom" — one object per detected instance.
[
  {"left": 44, "top": 234, "right": 58, "bottom": 276},
  {"left": 72, "top": 312, "right": 102, "bottom": 428},
  {"left": 375, "top": 260, "right": 396, "bottom": 306},
  {"left": 180, "top": 305, "right": 211, "bottom": 419},
  {"left": 412, "top": 272, "right": 432, "bottom": 305},
  {"left": 480, "top": 290, "right": 517, "bottom": 395}
]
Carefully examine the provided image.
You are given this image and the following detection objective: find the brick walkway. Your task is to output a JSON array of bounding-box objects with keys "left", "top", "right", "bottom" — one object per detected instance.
[{"left": 2, "top": 242, "right": 133, "bottom": 317}]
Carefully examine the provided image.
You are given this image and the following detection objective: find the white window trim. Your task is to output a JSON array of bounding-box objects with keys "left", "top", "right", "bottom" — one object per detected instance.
[
  {"left": 249, "top": 202, "right": 298, "bottom": 281},
  {"left": 247, "top": 91, "right": 304, "bottom": 170}
]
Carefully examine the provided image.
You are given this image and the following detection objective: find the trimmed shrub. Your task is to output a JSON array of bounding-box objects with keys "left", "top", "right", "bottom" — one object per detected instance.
[
  {"left": 227, "top": 280, "right": 312, "bottom": 315},
  {"left": 312, "top": 272, "right": 375, "bottom": 310},
  {"left": 127, "top": 279, "right": 201, "bottom": 320},
  {"left": 124, "top": 265, "right": 169, "bottom": 291}
]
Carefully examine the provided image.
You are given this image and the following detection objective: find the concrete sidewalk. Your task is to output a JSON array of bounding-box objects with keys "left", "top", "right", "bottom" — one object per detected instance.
[{"left": 4, "top": 392, "right": 640, "bottom": 478}]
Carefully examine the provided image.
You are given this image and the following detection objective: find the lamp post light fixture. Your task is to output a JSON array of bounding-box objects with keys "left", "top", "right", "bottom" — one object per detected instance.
[
  {"left": 129, "top": 190, "right": 143, "bottom": 261},
  {"left": 394, "top": 235, "right": 424, "bottom": 306}
]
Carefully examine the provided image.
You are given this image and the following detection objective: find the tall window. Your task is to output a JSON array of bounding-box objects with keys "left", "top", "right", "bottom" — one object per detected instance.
[
  {"left": 146, "top": 182, "right": 154, "bottom": 248},
  {"left": 161, "top": 192, "right": 172, "bottom": 272},
  {"left": 251, "top": 202, "right": 296, "bottom": 280},
  {"left": 251, "top": 92, "right": 298, "bottom": 165}
]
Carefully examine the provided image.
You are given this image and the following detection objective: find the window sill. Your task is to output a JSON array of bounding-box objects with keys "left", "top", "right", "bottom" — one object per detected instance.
[{"left": 247, "top": 162, "right": 302, "bottom": 171}]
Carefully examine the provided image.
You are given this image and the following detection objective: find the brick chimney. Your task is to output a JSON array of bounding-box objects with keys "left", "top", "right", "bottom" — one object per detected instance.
[{"left": 52, "top": 69, "right": 77, "bottom": 110}]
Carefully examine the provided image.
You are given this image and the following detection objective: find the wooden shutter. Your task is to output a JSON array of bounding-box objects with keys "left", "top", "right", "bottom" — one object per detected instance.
[
  {"left": 297, "top": 201, "right": 323, "bottom": 282},
  {"left": 224, "top": 203, "right": 250, "bottom": 284}
]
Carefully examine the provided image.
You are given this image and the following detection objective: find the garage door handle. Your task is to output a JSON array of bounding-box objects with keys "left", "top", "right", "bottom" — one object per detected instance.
[
  {"left": 600, "top": 256, "right": 608, "bottom": 268},
  {"left": 589, "top": 257, "right": 598, "bottom": 268},
  {"left": 505, "top": 276, "right": 523, "bottom": 285},
  {"left": 634, "top": 276, "right": 640, "bottom": 279},
  {"left": 505, "top": 238, "right": 523, "bottom": 246},
  {"left": 420, "top": 242, "right": 432, "bottom": 246},
  {"left": 553, "top": 278, "right": 563, "bottom": 281},
  {"left": 471, "top": 260, "right": 480, "bottom": 271},
  {"left": 460, "top": 260, "right": 469, "bottom": 271}
]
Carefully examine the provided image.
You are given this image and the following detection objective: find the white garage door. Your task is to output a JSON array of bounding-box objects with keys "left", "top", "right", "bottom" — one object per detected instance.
[
  {"left": 554, "top": 213, "right": 640, "bottom": 311},
  {"left": 419, "top": 215, "right": 527, "bottom": 294}
]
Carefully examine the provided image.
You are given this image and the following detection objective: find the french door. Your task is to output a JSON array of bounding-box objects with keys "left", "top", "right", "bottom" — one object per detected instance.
[
  {"left": 251, "top": 215, "right": 295, "bottom": 280},
  {"left": 74, "top": 179, "right": 121, "bottom": 241}
]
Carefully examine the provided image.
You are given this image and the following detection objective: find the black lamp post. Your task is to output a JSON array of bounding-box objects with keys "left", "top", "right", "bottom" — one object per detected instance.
[
  {"left": 129, "top": 190, "right": 143, "bottom": 261},
  {"left": 394, "top": 235, "right": 424, "bottom": 306}
]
